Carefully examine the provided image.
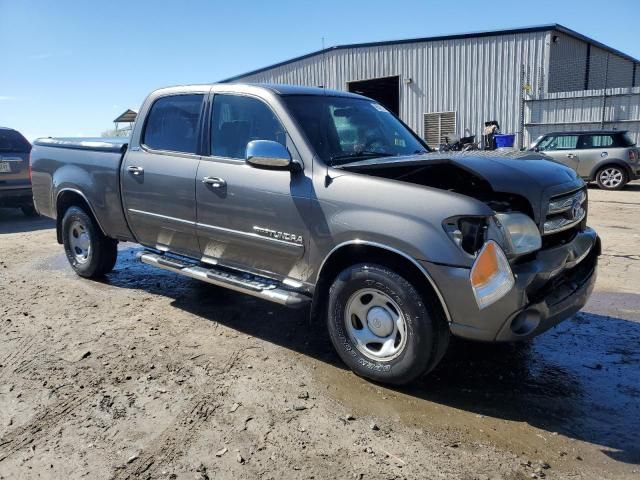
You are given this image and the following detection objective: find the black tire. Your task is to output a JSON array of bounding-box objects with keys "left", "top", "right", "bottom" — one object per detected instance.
[
  {"left": 596, "top": 165, "right": 627, "bottom": 190},
  {"left": 61, "top": 206, "right": 117, "bottom": 278},
  {"left": 21, "top": 205, "right": 38, "bottom": 217},
  {"left": 326, "top": 263, "right": 449, "bottom": 385}
]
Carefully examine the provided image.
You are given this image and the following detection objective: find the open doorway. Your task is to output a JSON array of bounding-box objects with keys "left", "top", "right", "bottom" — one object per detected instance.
[{"left": 347, "top": 75, "right": 400, "bottom": 116}]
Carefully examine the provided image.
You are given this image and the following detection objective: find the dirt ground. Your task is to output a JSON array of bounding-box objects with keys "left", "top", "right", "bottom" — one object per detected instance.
[{"left": 1, "top": 183, "right": 639, "bottom": 480}]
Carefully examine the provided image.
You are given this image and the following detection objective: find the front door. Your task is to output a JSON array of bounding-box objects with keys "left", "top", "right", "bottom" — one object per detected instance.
[
  {"left": 195, "top": 93, "right": 311, "bottom": 280},
  {"left": 122, "top": 93, "right": 205, "bottom": 256},
  {"left": 538, "top": 134, "right": 580, "bottom": 171}
]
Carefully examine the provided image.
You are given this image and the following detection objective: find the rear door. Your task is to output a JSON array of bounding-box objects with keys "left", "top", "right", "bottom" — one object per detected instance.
[
  {"left": 537, "top": 134, "right": 580, "bottom": 171},
  {"left": 195, "top": 92, "right": 311, "bottom": 279},
  {"left": 0, "top": 129, "right": 31, "bottom": 191},
  {"left": 121, "top": 93, "right": 205, "bottom": 257},
  {"left": 577, "top": 133, "right": 625, "bottom": 178}
]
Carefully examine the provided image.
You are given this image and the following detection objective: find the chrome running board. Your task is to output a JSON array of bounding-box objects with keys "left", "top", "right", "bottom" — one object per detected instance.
[{"left": 139, "top": 252, "right": 311, "bottom": 307}]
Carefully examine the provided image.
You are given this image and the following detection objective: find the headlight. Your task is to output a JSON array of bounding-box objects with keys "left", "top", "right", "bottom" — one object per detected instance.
[
  {"left": 470, "top": 240, "right": 515, "bottom": 309},
  {"left": 495, "top": 212, "right": 541, "bottom": 256}
]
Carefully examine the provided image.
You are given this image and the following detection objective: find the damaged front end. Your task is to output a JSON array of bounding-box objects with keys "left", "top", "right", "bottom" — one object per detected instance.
[{"left": 339, "top": 152, "right": 600, "bottom": 341}]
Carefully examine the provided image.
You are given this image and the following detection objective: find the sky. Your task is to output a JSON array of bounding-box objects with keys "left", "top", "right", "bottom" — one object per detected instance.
[{"left": 1, "top": 0, "right": 639, "bottom": 141}]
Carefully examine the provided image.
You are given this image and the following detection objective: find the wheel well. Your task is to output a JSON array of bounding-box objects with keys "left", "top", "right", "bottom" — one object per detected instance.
[
  {"left": 591, "top": 161, "right": 631, "bottom": 181},
  {"left": 311, "top": 244, "right": 449, "bottom": 325},
  {"left": 55, "top": 190, "right": 100, "bottom": 244}
]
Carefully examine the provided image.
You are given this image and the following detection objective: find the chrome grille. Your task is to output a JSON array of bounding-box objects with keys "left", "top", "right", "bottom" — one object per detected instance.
[{"left": 543, "top": 189, "right": 587, "bottom": 235}]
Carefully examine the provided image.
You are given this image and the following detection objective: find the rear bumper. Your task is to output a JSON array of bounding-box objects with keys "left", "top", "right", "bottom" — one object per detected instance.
[
  {"left": 423, "top": 227, "right": 600, "bottom": 342},
  {"left": 0, "top": 187, "right": 33, "bottom": 208}
]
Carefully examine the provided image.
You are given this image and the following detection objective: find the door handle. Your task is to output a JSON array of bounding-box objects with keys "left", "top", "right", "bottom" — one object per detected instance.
[
  {"left": 566, "top": 154, "right": 576, "bottom": 159},
  {"left": 202, "top": 176, "right": 226, "bottom": 188},
  {"left": 127, "top": 166, "right": 144, "bottom": 175}
]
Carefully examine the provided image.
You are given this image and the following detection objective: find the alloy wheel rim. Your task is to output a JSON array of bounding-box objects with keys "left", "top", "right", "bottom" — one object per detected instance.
[
  {"left": 600, "top": 168, "right": 623, "bottom": 188},
  {"left": 68, "top": 220, "right": 91, "bottom": 264},
  {"left": 344, "top": 288, "right": 408, "bottom": 361}
]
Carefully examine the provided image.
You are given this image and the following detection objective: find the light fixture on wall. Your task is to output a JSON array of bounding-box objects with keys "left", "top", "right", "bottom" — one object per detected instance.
[{"left": 404, "top": 77, "right": 413, "bottom": 84}]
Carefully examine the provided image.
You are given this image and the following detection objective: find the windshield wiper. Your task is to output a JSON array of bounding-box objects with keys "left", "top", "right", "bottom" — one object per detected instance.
[{"left": 330, "top": 151, "right": 396, "bottom": 164}]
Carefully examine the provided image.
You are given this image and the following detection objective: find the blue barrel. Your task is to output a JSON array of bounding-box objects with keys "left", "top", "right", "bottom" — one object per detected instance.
[{"left": 495, "top": 134, "right": 516, "bottom": 148}]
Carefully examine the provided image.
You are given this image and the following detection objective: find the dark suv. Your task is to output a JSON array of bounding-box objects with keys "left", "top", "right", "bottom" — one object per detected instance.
[
  {"left": 529, "top": 130, "right": 640, "bottom": 190},
  {"left": 0, "top": 127, "right": 36, "bottom": 216}
]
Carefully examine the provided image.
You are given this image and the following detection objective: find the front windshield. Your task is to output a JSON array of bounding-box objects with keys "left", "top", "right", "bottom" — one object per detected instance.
[{"left": 283, "top": 95, "right": 428, "bottom": 165}]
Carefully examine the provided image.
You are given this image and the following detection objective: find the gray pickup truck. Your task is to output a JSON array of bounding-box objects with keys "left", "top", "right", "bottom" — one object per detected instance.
[{"left": 31, "top": 84, "right": 600, "bottom": 385}]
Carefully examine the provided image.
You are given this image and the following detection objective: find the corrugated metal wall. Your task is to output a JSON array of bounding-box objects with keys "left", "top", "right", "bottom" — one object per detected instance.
[
  {"left": 524, "top": 86, "right": 640, "bottom": 145},
  {"left": 547, "top": 33, "right": 637, "bottom": 92},
  {"left": 232, "top": 31, "right": 550, "bottom": 145},
  {"left": 547, "top": 32, "right": 588, "bottom": 93}
]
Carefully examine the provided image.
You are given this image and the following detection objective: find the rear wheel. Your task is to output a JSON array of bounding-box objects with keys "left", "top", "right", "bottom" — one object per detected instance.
[
  {"left": 61, "top": 206, "right": 117, "bottom": 278},
  {"left": 596, "top": 165, "right": 627, "bottom": 190},
  {"left": 326, "top": 263, "right": 449, "bottom": 385}
]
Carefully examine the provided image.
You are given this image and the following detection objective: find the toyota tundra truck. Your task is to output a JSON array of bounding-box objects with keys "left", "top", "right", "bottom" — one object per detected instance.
[{"left": 30, "top": 84, "right": 600, "bottom": 385}]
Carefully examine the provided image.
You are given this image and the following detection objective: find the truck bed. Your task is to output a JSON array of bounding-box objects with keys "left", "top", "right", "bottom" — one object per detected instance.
[{"left": 31, "top": 137, "right": 134, "bottom": 241}]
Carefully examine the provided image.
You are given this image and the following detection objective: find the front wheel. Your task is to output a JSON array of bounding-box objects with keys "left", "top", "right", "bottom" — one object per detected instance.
[
  {"left": 326, "top": 263, "right": 449, "bottom": 385},
  {"left": 596, "top": 165, "right": 627, "bottom": 190},
  {"left": 61, "top": 206, "right": 118, "bottom": 278}
]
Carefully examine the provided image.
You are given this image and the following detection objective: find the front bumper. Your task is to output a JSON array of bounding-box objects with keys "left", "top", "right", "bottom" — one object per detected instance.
[
  {"left": 423, "top": 227, "right": 600, "bottom": 342},
  {"left": 0, "top": 187, "right": 33, "bottom": 208}
]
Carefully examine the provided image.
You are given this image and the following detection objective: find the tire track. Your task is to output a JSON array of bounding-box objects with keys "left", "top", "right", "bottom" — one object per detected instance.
[
  {"left": 0, "top": 362, "right": 126, "bottom": 464},
  {"left": 0, "top": 337, "right": 35, "bottom": 380},
  {"left": 111, "top": 393, "right": 220, "bottom": 480},
  {"left": 0, "top": 390, "right": 89, "bottom": 462},
  {"left": 110, "top": 348, "right": 247, "bottom": 480}
]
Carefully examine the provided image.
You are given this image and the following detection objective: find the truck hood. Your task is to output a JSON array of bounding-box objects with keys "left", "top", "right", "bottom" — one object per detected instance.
[{"left": 337, "top": 150, "right": 585, "bottom": 223}]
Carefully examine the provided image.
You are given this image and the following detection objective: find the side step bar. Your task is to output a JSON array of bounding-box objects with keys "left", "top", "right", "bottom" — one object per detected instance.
[{"left": 139, "top": 252, "right": 311, "bottom": 308}]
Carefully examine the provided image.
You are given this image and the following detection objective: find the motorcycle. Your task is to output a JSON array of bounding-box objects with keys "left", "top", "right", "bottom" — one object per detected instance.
[{"left": 437, "top": 133, "right": 480, "bottom": 152}]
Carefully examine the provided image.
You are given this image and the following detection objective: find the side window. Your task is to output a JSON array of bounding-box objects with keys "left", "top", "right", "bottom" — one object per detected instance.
[
  {"left": 142, "top": 94, "right": 204, "bottom": 154},
  {"left": 580, "top": 134, "right": 615, "bottom": 149},
  {"left": 211, "top": 94, "right": 286, "bottom": 159},
  {"left": 539, "top": 135, "right": 578, "bottom": 151}
]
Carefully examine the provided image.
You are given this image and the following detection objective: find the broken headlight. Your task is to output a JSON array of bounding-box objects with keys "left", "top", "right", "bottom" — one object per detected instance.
[
  {"left": 494, "top": 212, "right": 541, "bottom": 257},
  {"left": 443, "top": 217, "right": 487, "bottom": 256}
]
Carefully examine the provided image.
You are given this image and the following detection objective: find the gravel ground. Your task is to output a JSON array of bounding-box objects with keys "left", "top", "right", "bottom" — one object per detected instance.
[{"left": 0, "top": 182, "right": 639, "bottom": 479}]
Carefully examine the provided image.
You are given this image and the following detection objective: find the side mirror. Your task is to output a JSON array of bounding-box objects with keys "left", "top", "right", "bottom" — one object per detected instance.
[{"left": 245, "top": 140, "right": 292, "bottom": 169}]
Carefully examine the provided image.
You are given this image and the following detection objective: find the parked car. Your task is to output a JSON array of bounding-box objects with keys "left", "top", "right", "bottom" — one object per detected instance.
[
  {"left": 30, "top": 84, "right": 600, "bottom": 385},
  {"left": 0, "top": 127, "right": 36, "bottom": 216},
  {"left": 529, "top": 130, "right": 640, "bottom": 190}
]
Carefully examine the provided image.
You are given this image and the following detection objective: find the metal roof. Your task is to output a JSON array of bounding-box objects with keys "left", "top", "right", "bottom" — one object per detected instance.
[
  {"left": 113, "top": 109, "right": 137, "bottom": 123},
  {"left": 541, "top": 130, "right": 629, "bottom": 135},
  {"left": 221, "top": 24, "right": 639, "bottom": 83},
  {"left": 258, "top": 83, "right": 365, "bottom": 98}
]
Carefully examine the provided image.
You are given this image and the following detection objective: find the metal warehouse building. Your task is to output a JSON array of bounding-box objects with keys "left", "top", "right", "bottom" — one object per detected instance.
[{"left": 223, "top": 24, "right": 640, "bottom": 148}]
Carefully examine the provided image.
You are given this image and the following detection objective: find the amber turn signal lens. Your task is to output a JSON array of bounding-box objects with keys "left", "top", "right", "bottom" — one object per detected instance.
[{"left": 470, "top": 241, "right": 499, "bottom": 287}]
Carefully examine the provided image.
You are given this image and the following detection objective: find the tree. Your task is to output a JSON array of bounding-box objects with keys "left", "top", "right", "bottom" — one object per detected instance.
[{"left": 101, "top": 128, "right": 130, "bottom": 138}]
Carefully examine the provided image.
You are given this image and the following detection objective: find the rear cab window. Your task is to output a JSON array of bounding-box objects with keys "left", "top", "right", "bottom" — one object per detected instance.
[
  {"left": 0, "top": 129, "right": 31, "bottom": 153},
  {"left": 210, "top": 94, "right": 286, "bottom": 159},
  {"left": 142, "top": 94, "right": 204, "bottom": 154}
]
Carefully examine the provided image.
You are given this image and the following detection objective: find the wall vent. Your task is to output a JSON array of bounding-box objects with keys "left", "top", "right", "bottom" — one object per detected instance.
[{"left": 423, "top": 111, "right": 456, "bottom": 146}]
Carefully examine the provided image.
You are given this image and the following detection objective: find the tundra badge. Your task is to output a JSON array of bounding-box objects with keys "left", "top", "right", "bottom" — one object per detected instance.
[{"left": 253, "top": 226, "right": 304, "bottom": 245}]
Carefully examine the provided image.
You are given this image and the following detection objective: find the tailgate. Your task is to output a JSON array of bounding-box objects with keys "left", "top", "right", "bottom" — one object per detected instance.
[
  {"left": 0, "top": 128, "right": 31, "bottom": 190},
  {"left": 0, "top": 151, "right": 31, "bottom": 189}
]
